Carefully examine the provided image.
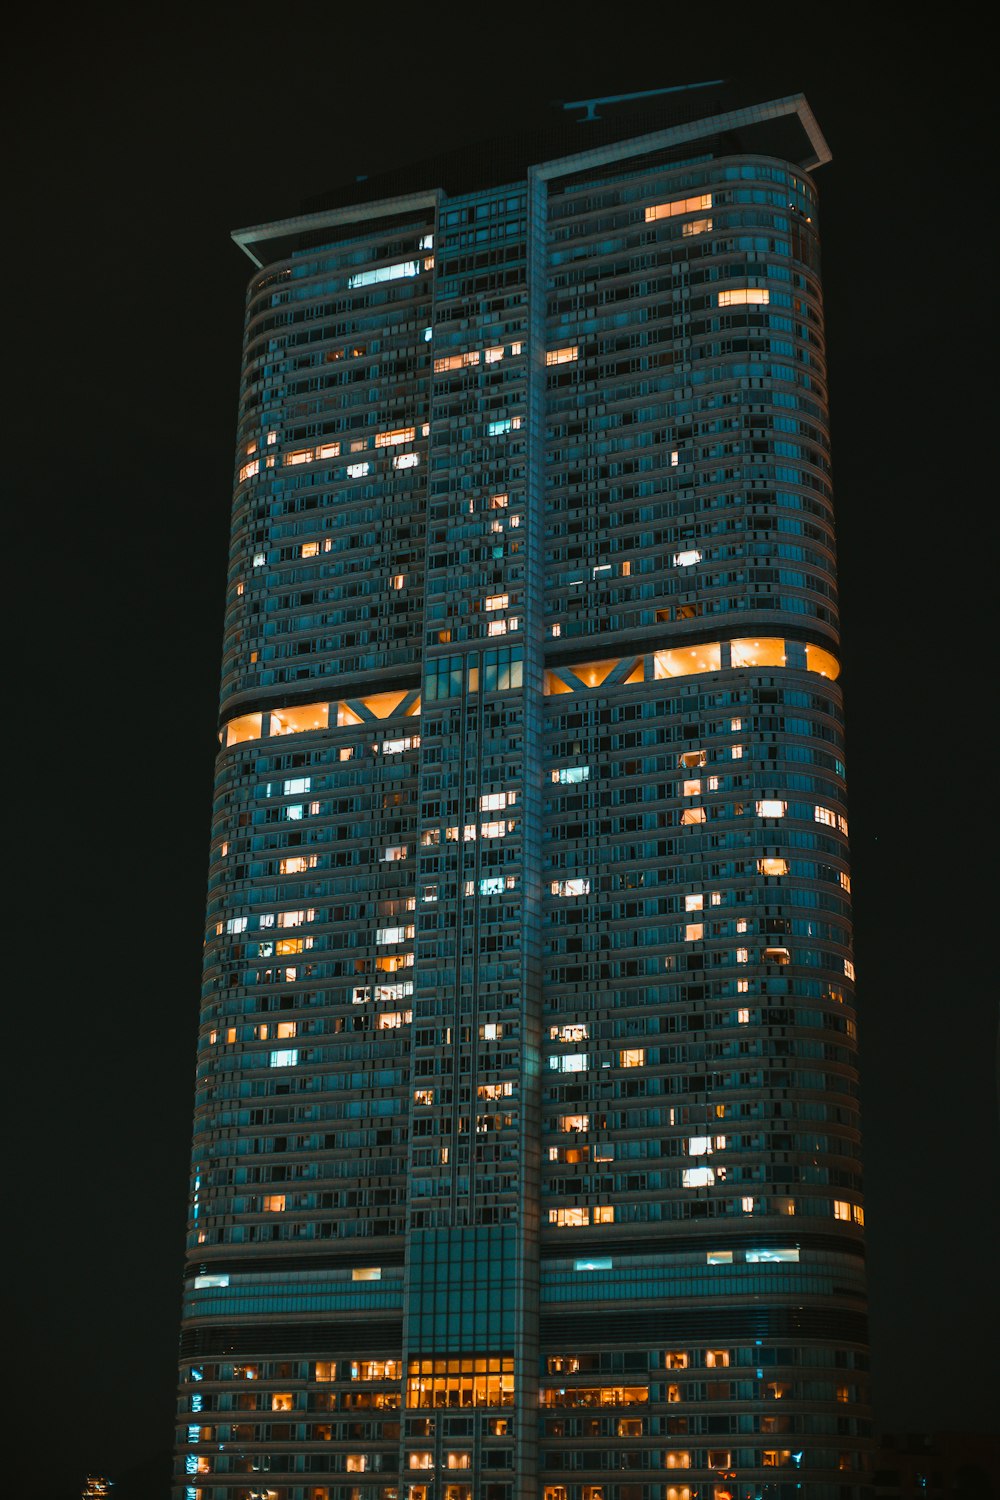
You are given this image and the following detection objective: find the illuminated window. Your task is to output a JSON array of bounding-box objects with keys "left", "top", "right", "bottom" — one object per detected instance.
[
  {"left": 551, "top": 878, "right": 591, "bottom": 897},
  {"left": 645, "top": 192, "right": 712, "bottom": 221},
  {"left": 730, "top": 637, "right": 785, "bottom": 669},
  {"left": 654, "top": 644, "right": 721, "bottom": 678},
  {"left": 814, "top": 804, "right": 836, "bottom": 827},
  {"left": 271, "top": 1393, "right": 293, "bottom": 1411},
  {"left": 673, "top": 549, "right": 702, "bottom": 567},
  {"left": 682, "top": 1167, "right": 715, "bottom": 1187},
  {"left": 269, "top": 1049, "right": 298, "bottom": 1068},
  {"left": 685, "top": 924, "right": 703, "bottom": 941},
  {"left": 405, "top": 1356, "right": 513, "bottom": 1409},
  {"left": 718, "top": 287, "right": 770, "bottom": 306},
  {"left": 434, "top": 350, "right": 480, "bottom": 372},
  {"left": 619, "top": 1048, "right": 645, "bottom": 1068},
  {"left": 706, "top": 1250, "right": 732, "bottom": 1265},
  {"left": 665, "top": 1451, "right": 691, "bottom": 1469},
  {"left": 682, "top": 217, "right": 713, "bottom": 236},
  {"left": 270, "top": 703, "right": 329, "bottom": 736},
  {"left": 758, "top": 857, "right": 789, "bottom": 876},
  {"left": 225, "top": 712, "right": 263, "bottom": 747},
  {"left": 484, "top": 593, "right": 509, "bottom": 611},
  {"left": 688, "top": 1135, "right": 724, "bottom": 1156},
  {"left": 678, "top": 750, "right": 706, "bottom": 769},
  {"left": 393, "top": 452, "right": 420, "bottom": 470},
  {"left": 756, "top": 799, "right": 787, "bottom": 818},
  {"left": 545, "top": 346, "right": 579, "bottom": 365},
  {"left": 349, "top": 260, "right": 420, "bottom": 288},
  {"left": 548, "top": 1206, "right": 589, "bottom": 1226},
  {"left": 680, "top": 808, "right": 706, "bottom": 825},
  {"left": 764, "top": 947, "right": 791, "bottom": 964},
  {"left": 263, "top": 1195, "right": 285, "bottom": 1212},
  {"left": 705, "top": 1350, "right": 731, "bottom": 1368},
  {"left": 844, "top": 959, "right": 856, "bottom": 981},
  {"left": 238, "top": 458, "right": 259, "bottom": 482},
  {"left": 540, "top": 1383, "right": 645, "bottom": 1407},
  {"left": 352, "top": 1267, "right": 381, "bottom": 1281},
  {"left": 552, "top": 765, "right": 590, "bottom": 784}
]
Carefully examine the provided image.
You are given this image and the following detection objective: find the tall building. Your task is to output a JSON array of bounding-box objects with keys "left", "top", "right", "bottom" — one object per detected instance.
[{"left": 177, "top": 86, "right": 869, "bottom": 1500}]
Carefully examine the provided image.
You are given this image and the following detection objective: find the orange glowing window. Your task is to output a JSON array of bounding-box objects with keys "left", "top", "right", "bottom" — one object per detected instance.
[
  {"left": 645, "top": 193, "right": 712, "bottom": 222},
  {"left": 269, "top": 703, "right": 329, "bottom": 736}
]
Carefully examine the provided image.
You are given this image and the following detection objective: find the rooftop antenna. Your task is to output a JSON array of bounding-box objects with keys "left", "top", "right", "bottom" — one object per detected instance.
[{"left": 563, "top": 80, "right": 725, "bottom": 123}]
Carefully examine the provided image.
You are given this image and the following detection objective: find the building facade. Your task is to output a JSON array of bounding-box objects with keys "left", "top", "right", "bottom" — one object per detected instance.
[{"left": 177, "top": 89, "right": 869, "bottom": 1500}]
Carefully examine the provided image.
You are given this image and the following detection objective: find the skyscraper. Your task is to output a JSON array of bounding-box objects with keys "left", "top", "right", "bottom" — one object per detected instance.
[{"left": 177, "top": 86, "right": 869, "bottom": 1500}]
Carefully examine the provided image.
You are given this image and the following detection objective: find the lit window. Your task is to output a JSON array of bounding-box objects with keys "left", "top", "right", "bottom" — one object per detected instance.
[
  {"left": 270, "top": 703, "right": 329, "bottom": 736},
  {"left": 549, "top": 1053, "right": 588, "bottom": 1073},
  {"left": 376, "top": 426, "right": 416, "bottom": 448},
  {"left": 434, "top": 350, "right": 480, "bottom": 372},
  {"left": 685, "top": 894, "right": 704, "bottom": 912},
  {"left": 551, "top": 878, "right": 591, "bottom": 897},
  {"left": 225, "top": 712, "right": 263, "bottom": 747},
  {"left": 758, "top": 857, "right": 788, "bottom": 876},
  {"left": 269, "top": 1049, "right": 298, "bottom": 1068},
  {"left": 682, "top": 1166, "right": 715, "bottom": 1187},
  {"left": 682, "top": 216, "right": 713, "bottom": 236},
  {"left": 814, "top": 804, "right": 836, "bottom": 827},
  {"left": 238, "top": 459, "right": 259, "bottom": 482},
  {"left": 545, "top": 346, "right": 579, "bottom": 365},
  {"left": 484, "top": 593, "right": 509, "bottom": 611},
  {"left": 645, "top": 192, "right": 713, "bottom": 221},
  {"left": 682, "top": 778, "right": 701, "bottom": 797},
  {"left": 705, "top": 1349, "right": 731, "bottom": 1368},
  {"left": 673, "top": 549, "right": 702, "bottom": 567},
  {"left": 346, "top": 461, "right": 370, "bottom": 478},
  {"left": 548, "top": 1206, "right": 589, "bottom": 1226},
  {"left": 550, "top": 1024, "right": 589, "bottom": 1043},
  {"left": 352, "top": 1267, "right": 381, "bottom": 1281},
  {"left": 833, "top": 1199, "right": 852, "bottom": 1221},
  {"left": 665, "top": 1351, "right": 689, "bottom": 1369},
  {"left": 718, "top": 287, "right": 771, "bottom": 306},
  {"left": 678, "top": 750, "right": 706, "bottom": 769},
  {"left": 680, "top": 808, "right": 706, "bottom": 825},
  {"left": 263, "top": 1195, "right": 285, "bottom": 1212},
  {"left": 552, "top": 765, "right": 590, "bottom": 784},
  {"left": 844, "top": 959, "right": 856, "bottom": 981},
  {"left": 393, "top": 452, "right": 420, "bottom": 470},
  {"left": 687, "top": 1136, "right": 716, "bottom": 1156},
  {"left": 756, "top": 799, "right": 787, "bottom": 818},
  {"left": 746, "top": 1247, "right": 799, "bottom": 1263},
  {"left": 348, "top": 260, "right": 420, "bottom": 289},
  {"left": 619, "top": 1048, "right": 645, "bottom": 1067},
  {"left": 737, "top": 1008, "right": 750, "bottom": 1024},
  {"left": 685, "top": 923, "right": 704, "bottom": 941}
]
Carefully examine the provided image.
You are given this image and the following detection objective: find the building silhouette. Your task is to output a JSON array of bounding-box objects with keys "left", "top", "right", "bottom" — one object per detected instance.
[{"left": 177, "top": 85, "right": 869, "bottom": 1500}]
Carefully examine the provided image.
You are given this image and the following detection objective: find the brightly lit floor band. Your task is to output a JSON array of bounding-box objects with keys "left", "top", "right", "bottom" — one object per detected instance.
[{"left": 221, "top": 637, "right": 839, "bottom": 747}]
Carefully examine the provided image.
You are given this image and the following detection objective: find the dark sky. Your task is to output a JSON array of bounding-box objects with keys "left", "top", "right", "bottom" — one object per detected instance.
[{"left": 10, "top": 6, "right": 997, "bottom": 1497}]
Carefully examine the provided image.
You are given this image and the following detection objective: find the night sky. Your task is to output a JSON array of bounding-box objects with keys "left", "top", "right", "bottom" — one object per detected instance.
[{"left": 11, "top": 6, "right": 997, "bottom": 1497}]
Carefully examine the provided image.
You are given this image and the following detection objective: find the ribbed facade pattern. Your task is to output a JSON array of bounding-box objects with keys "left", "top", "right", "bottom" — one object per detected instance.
[{"left": 177, "top": 94, "right": 870, "bottom": 1500}]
